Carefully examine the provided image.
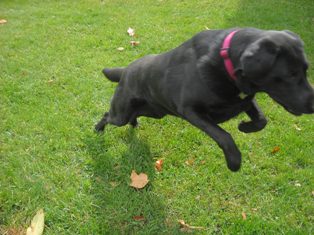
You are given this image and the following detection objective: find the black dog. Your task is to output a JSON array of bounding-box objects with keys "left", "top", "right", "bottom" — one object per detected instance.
[{"left": 95, "top": 28, "right": 314, "bottom": 171}]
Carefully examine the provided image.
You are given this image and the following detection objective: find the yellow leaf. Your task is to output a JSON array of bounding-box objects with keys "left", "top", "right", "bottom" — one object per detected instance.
[
  {"left": 26, "top": 209, "right": 45, "bottom": 235},
  {"left": 130, "top": 170, "right": 149, "bottom": 189},
  {"left": 0, "top": 19, "right": 7, "bottom": 24}
]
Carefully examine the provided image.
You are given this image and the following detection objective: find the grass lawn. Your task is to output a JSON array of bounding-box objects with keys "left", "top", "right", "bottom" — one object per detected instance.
[{"left": 1, "top": 0, "right": 314, "bottom": 234}]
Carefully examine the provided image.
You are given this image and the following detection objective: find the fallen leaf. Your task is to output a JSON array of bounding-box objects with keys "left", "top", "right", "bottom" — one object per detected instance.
[
  {"left": 155, "top": 159, "right": 163, "bottom": 171},
  {"left": 178, "top": 219, "right": 205, "bottom": 232},
  {"left": 127, "top": 27, "right": 135, "bottom": 37},
  {"left": 133, "top": 215, "right": 145, "bottom": 221},
  {"left": 293, "top": 124, "right": 301, "bottom": 131},
  {"left": 0, "top": 19, "right": 7, "bottom": 24},
  {"left": 130, "top": 41, "right": 140, "bottom": 46},
  {"left": 130, "top": 170, "right": 149, "bottom": 189},
  {"left": 271, "top": 146, "right": 280, "bottom": 154},
  {"left": 117, "top": 47, "right": 124, "bottom": 51},
  {"left": 185, "top": 158, "right": 195, "bottom": 166},
  {"left": 242, "top": 212, "right": 247, "bottom": 220},
  {"left": 26, "top": 209, "right": 45, "bottom": 235},
  {"left": 311, "top": 191, "right": 314, "bottom": 197},
  {"left": 294, "top": 182, "right": 301, "bottom": 187}
]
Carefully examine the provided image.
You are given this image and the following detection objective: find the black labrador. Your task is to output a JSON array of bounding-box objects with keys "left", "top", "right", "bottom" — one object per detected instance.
[{"left": 95, "top": 28, "right": 314, "bottom": 172}]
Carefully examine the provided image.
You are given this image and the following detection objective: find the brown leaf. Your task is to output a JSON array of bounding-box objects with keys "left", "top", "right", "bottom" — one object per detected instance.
[
  {"left": 242, "top": 212, "right": 247, "bottom": 220},
  {"left": 127, "top": 27, "right": 135, "bottom": 37},
  {"left": 133, "top": 215, "right": 145, "bottom": 221},
  {"left": 130, "top": 41, "right": 140, "bottom": 46},
  {"left": 178, "top": 219, "right": 205, "bottom": 231},
  {"left": 185, "top": 158, "right": 195, "bottom": 166},
  {"left": 155, "top": 159, "right": 163, "bottom": 171},
  {"left": 26, "top": 209, "right": 45, "bottom": 235},
  {"left": 271, "top": 146, "right": 280, "bottom": 154},
  {"left": 0, "top": 19, "right": 7, "bottom": 24},
  {"left": 130, "top": 170, "right": 149, "bottom": 189}
]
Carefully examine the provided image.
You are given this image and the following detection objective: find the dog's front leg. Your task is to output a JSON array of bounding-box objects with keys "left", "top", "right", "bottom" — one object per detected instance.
[
  {"left": 180, "top": 107, "right": 241, "bottom": 172},
  {"left": 238, "top": 99, "right": 267, "bottom": 133}
]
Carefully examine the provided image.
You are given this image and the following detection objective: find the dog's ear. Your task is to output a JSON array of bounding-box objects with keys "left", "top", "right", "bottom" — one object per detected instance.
[
  {"left": 239, "top": 38, "right": 280, "bottom": 78},
  {"left": 283, "top": 30, "right": 304, "bottom": 46}
]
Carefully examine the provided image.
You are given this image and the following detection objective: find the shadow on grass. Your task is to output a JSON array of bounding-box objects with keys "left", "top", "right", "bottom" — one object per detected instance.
[{"left": 84, "top": 128, "right": 168, "bottom": 233}]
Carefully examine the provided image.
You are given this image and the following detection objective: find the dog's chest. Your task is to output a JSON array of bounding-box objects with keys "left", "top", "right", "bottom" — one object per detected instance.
[{"left": 206, "top": 95, "right": 252, "bottom": 123}]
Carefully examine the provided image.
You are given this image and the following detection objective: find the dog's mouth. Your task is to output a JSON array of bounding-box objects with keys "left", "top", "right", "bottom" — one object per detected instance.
[{"left": 272, "top": 97, "right": 303, "bottom": 116}]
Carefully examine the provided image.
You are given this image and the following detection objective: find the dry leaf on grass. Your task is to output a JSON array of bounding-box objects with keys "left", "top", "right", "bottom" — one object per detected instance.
[
  {"left": 26, "top": 209, "right": 45, "bottom": 235},
  {"left": 311, "top": 191, "right": 314, "bottom": 197},
  {"left": 271, "top": 146, "right": 280, "bottom": 154},
  {"left": 130, "top": 41, "right": 140, "bottom": 46},
  {"left": 133, "top": 215, "right": 145, "bottom": 221},
  {"left": 178, "top": 219, "right": 205, "bottom": 232},
  {"left": 242, "top": 212, "right": 247, "bottom": 220},
  {"left": 155, "top": 159, "right": 163, "bottom": 171},
  {"left": 0, "top": 19, "right": 7, "bottom": 24},
  {"left": 293, "top": 124, "right": 301, "bottom": 131},
  {"left": 127, "top": 27, "right": 135, "bottom": 37},
  {"left": 117, "top": 47, "right": 124, "bottom": 51},
  {"left": 185, "top": 158, "right": 195, "bottom": 166},
  {"left": 130, "top": 170, "right": 149, "bottom": 189}
]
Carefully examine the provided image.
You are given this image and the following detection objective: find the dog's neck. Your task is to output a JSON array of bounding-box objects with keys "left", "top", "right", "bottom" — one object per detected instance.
[{"left": 224, "top": 29, "right": 263, "bottom": 96}]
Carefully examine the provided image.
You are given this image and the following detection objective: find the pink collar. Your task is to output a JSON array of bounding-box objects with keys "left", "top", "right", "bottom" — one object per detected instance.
[{"left": 220, "top": 30, "right": 239, "bottom": 80}]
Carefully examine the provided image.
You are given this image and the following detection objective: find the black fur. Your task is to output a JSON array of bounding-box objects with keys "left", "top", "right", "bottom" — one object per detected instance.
[{"left": 95, "top": 28, "right": 314, "bottom": 171}]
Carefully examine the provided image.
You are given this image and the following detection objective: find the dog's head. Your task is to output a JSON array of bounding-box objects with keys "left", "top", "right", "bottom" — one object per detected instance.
[{"left": 237, "top": 30, "right": 314, "bottom": 115}]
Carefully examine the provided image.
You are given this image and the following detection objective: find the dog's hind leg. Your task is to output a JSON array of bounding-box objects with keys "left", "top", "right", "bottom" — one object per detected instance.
[
  {"left": 128, "top": 103, "right": 167, "bottom": 128},
  {"left": 95, "top": 112, "right": 109, "bottom": 132},
  {"left": 95, "top": 88, "right": 135, "bottom": 132}
]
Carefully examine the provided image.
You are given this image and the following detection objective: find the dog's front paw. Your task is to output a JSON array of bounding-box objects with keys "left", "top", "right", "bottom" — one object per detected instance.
[
  {"left": 226, "top": 150, "right": 242, "bottom": 172},
  {"left": 238, "top": 119, "right": 267, "bottom": 133}
]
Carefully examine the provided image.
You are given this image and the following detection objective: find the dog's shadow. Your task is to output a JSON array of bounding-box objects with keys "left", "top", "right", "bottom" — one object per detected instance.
[{"left": 84, "top": 127, "right": 167, "bottom": 233}]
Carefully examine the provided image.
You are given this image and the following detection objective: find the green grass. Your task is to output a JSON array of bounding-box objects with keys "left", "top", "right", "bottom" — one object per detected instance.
[{"left": 1, "top": 0, "right": 314, "bottom": 234}]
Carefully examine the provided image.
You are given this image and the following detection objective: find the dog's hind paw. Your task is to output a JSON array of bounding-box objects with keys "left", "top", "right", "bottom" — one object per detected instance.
[
  {"left": 95, "top": 122, "right": 106, "bottom": 133},
  {"left": 130, "top": 119, "right": 139, "bottom": 128}
]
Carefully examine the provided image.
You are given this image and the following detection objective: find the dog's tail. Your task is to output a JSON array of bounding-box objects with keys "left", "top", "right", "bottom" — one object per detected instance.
[{"left": 102, "top": 67, "right": 124, "bottom": 83}]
